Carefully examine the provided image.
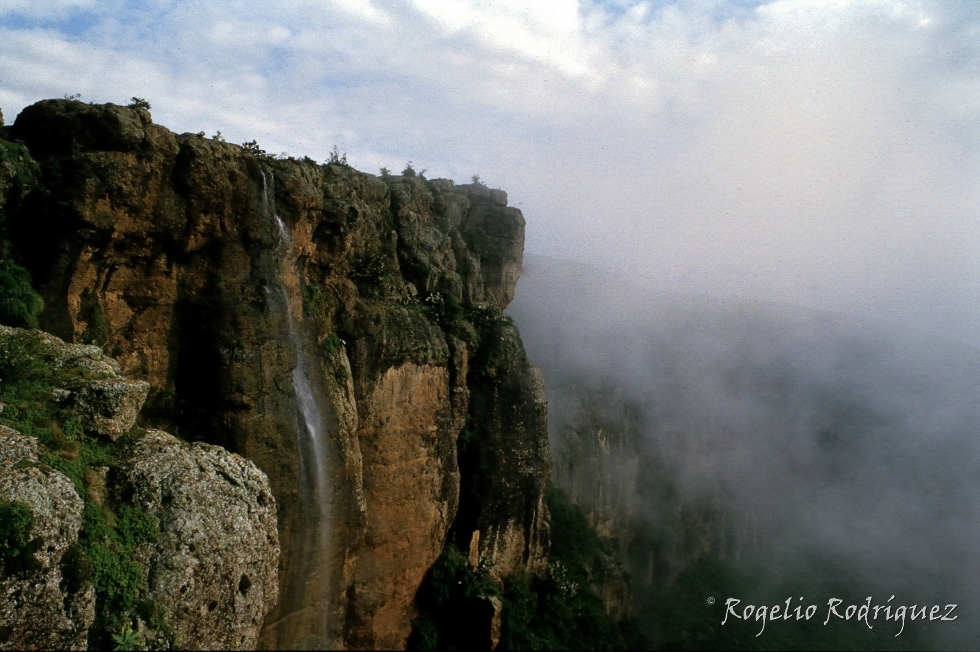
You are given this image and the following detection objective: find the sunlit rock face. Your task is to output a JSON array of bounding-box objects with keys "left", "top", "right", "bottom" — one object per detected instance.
[{"left": 3, "top": 99, "right": 551, "bottom": 649}]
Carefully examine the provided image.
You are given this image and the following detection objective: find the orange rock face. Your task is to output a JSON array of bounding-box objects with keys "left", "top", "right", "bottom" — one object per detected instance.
[{"left": 2, "top": 99, "right": 551, "bottom": 649}]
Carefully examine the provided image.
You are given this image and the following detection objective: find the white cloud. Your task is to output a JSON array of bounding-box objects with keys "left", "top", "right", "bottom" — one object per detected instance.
[
  {"left": 0, "top": 0, "right": 96, "bottom": 19},
  {"left": 2, "top": 0, "right": 980, "bottom": 342}
]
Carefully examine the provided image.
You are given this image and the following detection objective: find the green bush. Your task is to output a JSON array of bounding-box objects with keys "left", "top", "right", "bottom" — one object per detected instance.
[
  {"left": 0, "top": 499, "right": 39, "bottom": 575},
  {"left": 410, "top": 489, "right": 636, "bottom": 650},
  {"left": 0, "top": 328, "right": 165, "bottom": 647},
  {"left": 321, "top": 333, "right": 344, "bottom": 356},
  {"left": 0, "top": 260, "right": 43, "bottom": 329},
  {"left": 408, "top": 546, "right": 501, "bottom": 650},
  {"left": 497, "top": 487, "right": 629, "bottom": 650}
]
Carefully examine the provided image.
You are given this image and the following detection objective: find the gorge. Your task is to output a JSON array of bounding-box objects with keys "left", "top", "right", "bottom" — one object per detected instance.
[{"left": 4, "top": 97, "right": 975, "bottom": 652}]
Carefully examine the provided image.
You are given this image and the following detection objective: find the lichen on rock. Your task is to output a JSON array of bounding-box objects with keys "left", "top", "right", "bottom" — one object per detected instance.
[
  {"left": 0, "top": 430, "right": 94, "bottom": 651},
  {"left": 0, "top": 323, "right": 280, "bottom": 650},
  {"left": 118, "top": 430, "right": 279, "bottom": 651}
]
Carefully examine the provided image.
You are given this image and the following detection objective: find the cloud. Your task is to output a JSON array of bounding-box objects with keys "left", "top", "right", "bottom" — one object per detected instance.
[{"left": 1, "top": 0, "right": 979, "bottom": 341}]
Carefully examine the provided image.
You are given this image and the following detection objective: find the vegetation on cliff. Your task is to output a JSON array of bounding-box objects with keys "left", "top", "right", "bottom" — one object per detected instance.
[
  {"left": 0, "top": 97, "right": 566, "bottom": 649},
  {"left": 0, "top": 327, "right": 160, "bottom": 648},
  {"left": 409, "top": 485, "right": 646, "bottom": 650},
  {"left": 0, "top": 324, "right": 279, "bottom": 650}
]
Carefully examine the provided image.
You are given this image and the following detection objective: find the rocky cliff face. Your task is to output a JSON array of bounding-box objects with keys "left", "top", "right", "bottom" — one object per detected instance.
[
  {"left": 1, "top": 99, "right": 551, "bottom": 649},
  {"left": 0, "top": 325, "right": 279, "bottom": 650}
]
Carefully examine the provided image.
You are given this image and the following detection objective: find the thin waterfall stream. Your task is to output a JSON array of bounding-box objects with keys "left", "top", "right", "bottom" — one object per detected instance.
[{"left": 262, "top": 169, "right": 332, "bottom": 647}]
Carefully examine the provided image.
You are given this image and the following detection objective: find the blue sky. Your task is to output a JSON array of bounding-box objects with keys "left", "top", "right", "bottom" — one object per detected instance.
[{"left": 2, "top": 0, "right": 980, "bottom": 343}]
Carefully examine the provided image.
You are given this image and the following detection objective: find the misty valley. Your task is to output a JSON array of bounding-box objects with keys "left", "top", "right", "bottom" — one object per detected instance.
[
  {"left": 509, "top": 255, "right": 980, "bottom": 650},
  {"left": 1, "top": 96, "right": 978, "bottom": 651}
]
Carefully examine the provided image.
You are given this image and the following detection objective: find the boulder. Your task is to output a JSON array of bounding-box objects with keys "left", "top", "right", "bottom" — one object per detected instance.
[
  {"left": 118, "top": 430, "right": 279, "bottom": 650},
  {"left": 0, "top": 431, "right": 94, "bottom": 651}
]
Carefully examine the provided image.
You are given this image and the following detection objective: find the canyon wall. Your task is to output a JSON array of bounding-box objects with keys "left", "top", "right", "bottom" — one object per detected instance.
[{"left": 0, "top": 99, "right": 551, "bottom": 649}]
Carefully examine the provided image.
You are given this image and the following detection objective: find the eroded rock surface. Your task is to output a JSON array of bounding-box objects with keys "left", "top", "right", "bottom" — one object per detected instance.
[
  {"left": 119, "top": 430, "right": 279, "bottom": 651},
  {"left": 2, "top": 99, "right": 550, "bottom": 649},
  {"left": 0, "top": 430, "right": 93, "bottom": 651},
  {"left": 0, "top": 324, "right": 280, "bottom": 650}
]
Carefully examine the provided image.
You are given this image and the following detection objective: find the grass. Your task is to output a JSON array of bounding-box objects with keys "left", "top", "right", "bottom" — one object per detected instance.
[{"left": 0, "top": 326, "right": 168, "bottom": 649}]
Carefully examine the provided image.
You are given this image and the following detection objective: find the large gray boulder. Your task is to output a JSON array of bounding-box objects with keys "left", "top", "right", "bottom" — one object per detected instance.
[
  {"left": 118, "top": 430, "right": 279, "bottom": 650},
  {"left": 0, "top": 430, "right": 95, "bottom": 651}
]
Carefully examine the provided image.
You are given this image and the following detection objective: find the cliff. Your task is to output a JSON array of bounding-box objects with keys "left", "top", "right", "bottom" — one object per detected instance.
[
  {"left": 0, "top": 325, "right": 279, "bottom": 650},
  {"left": 0, "top": 99, "right": 551, "bottom": 649}
]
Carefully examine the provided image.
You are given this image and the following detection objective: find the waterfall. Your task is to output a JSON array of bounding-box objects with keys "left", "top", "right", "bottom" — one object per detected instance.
[{"left": 261, "top": 169, "right": 332, "bottom": 648}]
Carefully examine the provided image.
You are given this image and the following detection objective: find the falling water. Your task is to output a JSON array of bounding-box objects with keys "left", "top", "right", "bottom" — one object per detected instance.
[{"left": 261, "top": 169, "right": 332, "bottom": 648}]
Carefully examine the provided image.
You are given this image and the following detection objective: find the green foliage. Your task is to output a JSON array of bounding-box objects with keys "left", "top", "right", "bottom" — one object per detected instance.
[
  {"left": 496, "top": 486, "right": 626, "bottom": 650},
  {"left": 321, "top": 333, "right": 345, "bottom": 356},
  {"left": 0, "top": 499, "right": 39, "bottom": 575},
  {"left": 0, "top": 260, "right": 43, "bottom": 329},
  {"left": 117, "top": 505, "right": 159, "bottom": 548},
  {"left": 0, "top": 329, "right": 48, "bottom": 384},
  {"left": 351, "top": 247, "right": 396, "bottom": 298},
  {"left": 380, "top": 167, "right": 391, "bottom": 179},
  {"left": 111, "top": 624, "right": 142, "bottom": 651},
  {"left": 547, "top": 486, "right": 614, "bottom": 565},
  {"left": 422, "top": 291, "right": 464, "bottom": 329},
  {"left": 327, "top": 145, "right": 348, "bottom": 166},
  {"left": 0, "top": 329, "right": 164, "bottom": 646},
  {"left": 241, "top": 140, "right": 267, "bottom": 157},
  {"left": 303, "top": 281, "right": 331, "bottom": 317},
  {"left": 88, "top": 540, "right": 144, "bottom": 612},
  {"left": 62, "top": 416, "right": 85, "bottom": 442},
  {"left": 410, "top": 490, "right": 635, "bottom": 650},
  {"left": 465, "top": 304, "right": 504, "bottom": 333},
  {"left": 127, "top": 97, "right": 151, "bottom": 110},
  {"left": 82, "top": 304, "right": 107, "bottom": 345},
  {"left": 408, "top": 546, "right": 501, "bottom": 650},
  {"left": 402, "top": 162, "right": 417, "bottom": 177},
  {"left": 0, "top": 139, "right": 41, "bottom": 192},
  {"left": 334, "top": 365, "right": 349, "bottom": 382}
]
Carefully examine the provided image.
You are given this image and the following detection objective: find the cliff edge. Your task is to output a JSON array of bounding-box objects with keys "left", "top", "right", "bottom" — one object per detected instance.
[{"left": 0, "top": 99, "right": 551, "bottom": 649}]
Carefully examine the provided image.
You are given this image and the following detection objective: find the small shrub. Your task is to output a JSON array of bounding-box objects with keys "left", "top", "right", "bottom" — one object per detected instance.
[
  {"left": 116, "top": 505, "right": 159, "bottom": 549},
  {"left": 127, "top": 97, "right": 151, "bottom": 110},
  {"left": 0, "top": 260, "right": 43, "bottom": 329},
  {"left": 0, "top": 499, "right": 37, "bottom": 574},
  {"left": 81, "top": 300, "right": 108, "bottom": 346},
  {"left": 321, "top": 333, "right": 344, "bottom": 356},
  {"left": 241, "top": 140, "right": 267, "bottom": 157},
  {"left": 408, "top": 545, "right": 500, "bottom": 650},
  {"left": 111, "top": 624, "right": 142, "bottom": 651},
  {"left": 327, "top": 145, "right": 348, "bottom": 166},
  {"left": 61, "top": 541, "right": 93, "bottom": 593}
]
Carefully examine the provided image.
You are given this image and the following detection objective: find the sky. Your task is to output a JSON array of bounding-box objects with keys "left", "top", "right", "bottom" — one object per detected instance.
[{"left": 2, "top": 0, "right": 980, "bottom": 344}]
